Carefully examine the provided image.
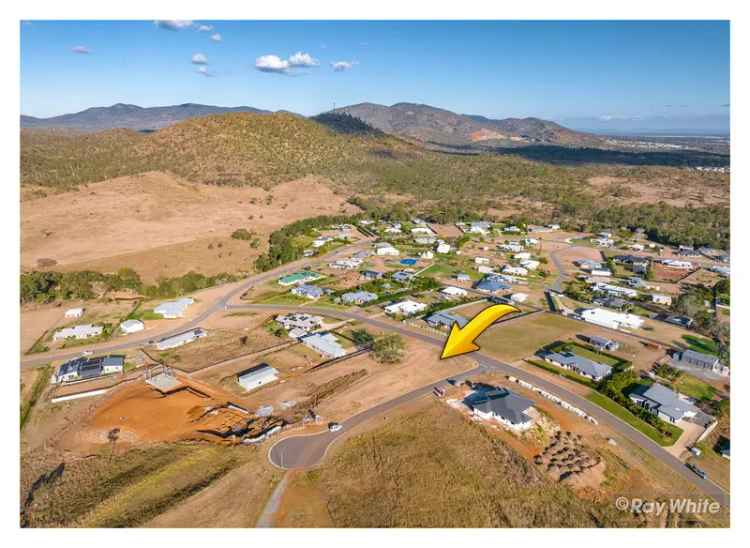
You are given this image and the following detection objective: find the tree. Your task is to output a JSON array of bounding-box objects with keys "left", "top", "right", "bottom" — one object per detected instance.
[
  {"left": 350, "top": 329, "right": 374, "bottom": 347},
  {"left": 371, "top": 334, "right": 405, "bottom": 364}
]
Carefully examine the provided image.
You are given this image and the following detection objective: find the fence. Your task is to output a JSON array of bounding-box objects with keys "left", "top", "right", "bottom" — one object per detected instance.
[{"left": 507, "top": 375, "right": 599, "bottom": 425}]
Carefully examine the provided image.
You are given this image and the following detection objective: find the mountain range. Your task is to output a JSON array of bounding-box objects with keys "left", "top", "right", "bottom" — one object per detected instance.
[
  {"left": 21, "top": 101, "right": 601, "bottom": 147},
  {"left": 20, "top": 103, "right": 270, "bottom": 132}
]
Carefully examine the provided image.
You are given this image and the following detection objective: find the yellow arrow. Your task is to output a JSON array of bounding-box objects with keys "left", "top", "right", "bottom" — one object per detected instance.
[{"left": 440, "top": 303, "right": 520, "bottom": 359}]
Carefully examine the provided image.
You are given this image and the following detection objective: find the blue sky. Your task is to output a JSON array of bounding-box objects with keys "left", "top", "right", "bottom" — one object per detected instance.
[{"left": 21, "top": 20, "right": 730, "bottom": 132}]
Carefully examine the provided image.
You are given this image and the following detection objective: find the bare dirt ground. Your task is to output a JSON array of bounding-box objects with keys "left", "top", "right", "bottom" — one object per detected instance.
[
  {"left": 587, "top": 175, "right": 729, "bottom": 207},
  {"left": 21, "top": 171, "right": 358, "bottom": 280},
  {"left": 20, "top": 305, "right": 67, "bottom": 353}
]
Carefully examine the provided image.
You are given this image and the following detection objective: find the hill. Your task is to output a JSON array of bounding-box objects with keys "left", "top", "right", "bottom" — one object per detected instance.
[
  {"left": 21, "top": 111, "right": 730, "bottom": 250},
  {"left": 20, "top": 103, "right": 271, "bottom": 132},
  {"left": 331, "top": 102, "right": 604, "bottom": 147}
]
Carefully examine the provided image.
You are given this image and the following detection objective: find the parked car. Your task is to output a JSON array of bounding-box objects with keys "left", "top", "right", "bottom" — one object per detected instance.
[
  {"left": 328, "top": 422, "right": 343, "bottom": 432},
  {"left": 689, "top": 446, "right": 702, "bottom": 457},
  {"left": 687, "top": 463, "right": 708, "bottom": 480}
]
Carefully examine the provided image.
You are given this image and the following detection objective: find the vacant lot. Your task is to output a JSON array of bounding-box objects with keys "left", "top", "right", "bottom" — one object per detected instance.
[
  {"left": 477, "top": 313, "right": 583, "bottom": 362},
  {"left": 21, "top": 171, "right": 357, "bottom": 280},
  {"left": 21, "top": 443, "right": 275, "bottom": 528}
]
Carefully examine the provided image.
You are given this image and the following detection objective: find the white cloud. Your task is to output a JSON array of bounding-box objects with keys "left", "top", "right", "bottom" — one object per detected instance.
[
  {"left": 210, "top": 33, "right": 222, "bottom": 42},
  {"left": 71, "top": 45, "right": 90, "bottom": 54},
  {"left": 191, "top": 53, "right": 208, "bottom": 65},
  {"left": 255, "top": 54, "right": 290, "bottom": 73},
  {"left": 196, "top": 66, "right": 215, "bottom": 77},
  {"left": 331, "top": 60, "right": 357, "bottom": 72},
  {"left": 197, "top": 24, "right": 213, "bottom": 32},
  {"left": 154, "top": 20, "right": 193, "bottom": 31},
  {"left": 288, "top": 51, "right": 319, "bottom": 67}
]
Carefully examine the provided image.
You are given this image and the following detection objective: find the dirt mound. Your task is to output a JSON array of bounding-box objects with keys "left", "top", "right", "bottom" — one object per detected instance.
[{"left": 534, "top": 430, "right": 605, "bottom": 489}]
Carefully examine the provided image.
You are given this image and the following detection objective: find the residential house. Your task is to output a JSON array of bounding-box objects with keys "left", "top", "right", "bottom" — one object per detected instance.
[
  {"left": 474, "top": 274, "right": 511, "bottom": 294},
  {"left": 581, "top": 308, "right": 644, "bottom": 330},
  {"left": 476, "top": 265, "right": 494, "bottom": 274},
  {"left": 64, "top": 307, "right": 84, "bottom": 319},
  {"left": 54, "top": 355, "right": 125, "bottom": 383},
  {"left": 509, "top": 292, "right": 528, "bottom": 304},
  {"left": 587, "top": 335, "right": 620, "bottom": 352},
  {"left": 155, "top": 328, "right": 207, "bottom": 350},
  {"left": 291, "top": 284, "right": 325, "bottom": 300},
  {"left": 436, "top": 241, "right": 452, "bottom": 254},
  {"left": 593, "top": 282, "right": 638, "bottom": 299},
  {"left": 498, "top": 243, "right": 523, "bottom": 253},
  {"left": 590, "top": 269, "right": 613, "bottom": 277},
  {"left": 411, "top": 226, "right": 434, "bottom": 235},
  {"left": 513, "top": 252, "right": 532, "bottom": 260},
  {"left": 520, "top": 259, "right": 540, "bottom": 270},
  {"left": 384, "top": 300, "right": 427, "bottom": 317},
  {"left": 278, "top": 270, "right": 323, "bottom": 286},
  {"left": 153, "top": 297, "right": 195, "bottom": 319},
  {"left": 120, "top": 319, "right": 145, "bottom": 334},
  {"left": 660, "top": 259, "right": 693, "bottom": 270},
  {"left": 53, "top": 324, "right": 103, "bottom": 341},
  {"left": 374, "top": 242, "right": 400, "bottom": 256},
  {"left": 276, "top": 313, "right": 322, "bottom": 332},
  {"left": 502, "top": 265, "right": 528, "bottom": 277},
  {"left": 455, "top": 272, "right": 471, "bottom": 282},
  {"left": 440, "top": 286, "right": 468, "bottom": 298},
  {"left": 301, "top": 332, "right": 347, "bottom": 358},
  {"left": 415, "top": 236, "right": 437, "bottom": 245},
  {"left": 629, "top": 383, "right": 699, "bottom": 423},
  {"left": 420, "top": 250, "right": 434, "bottom": 260},
  {"left": 475, "top": 256, "right": 490, "bottom": 265},
  {"left": 652, "top": 294, "right": 672, "bottom": 305},
  {"left": 466, "top": 387, "right": 535, "bottom": 430},
  {"left": 341, "top": 291, "right": 378, "bottom": 305},
  {"left": 392, "top": 270, "right": 414, "bottom": 283},
  {"left": 425, "top": 311, "right": 468, "bottom": 330},
  {"left": 360, "top": 270, "right": 384, "bottom": 281},
  {"left": 672, "top": 349, "right": 726, "bottom": 375},
  {"left": 577, "top": 259, "right": 604, "bottom": 271},
  {"left": 237, "top": 363, "right": 279, "bottom": 392},
  {"left": 504, "top": 225, "right": 522, "bottom": 233},
  {"left": 540, "top": 350, "right": 613, "bottom": 382}
]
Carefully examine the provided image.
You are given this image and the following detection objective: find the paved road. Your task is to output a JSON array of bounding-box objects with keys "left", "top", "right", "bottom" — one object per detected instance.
[
  {"left": 20, "top": 241, "right": 370, "bottom": 369},
  {"left": 237, "top": 304, "right": 728, "bottom": 507}
]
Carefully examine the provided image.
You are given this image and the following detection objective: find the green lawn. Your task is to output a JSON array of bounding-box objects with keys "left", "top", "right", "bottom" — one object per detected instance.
[
  {"left": 586, "top": 392, "right": 683, "bottom": 447},
  {"left": 674, "top": 374, "right": 717, "bottom": 401},
  {"left": 681, "top": 335, "right": 719, "bottom": 356}
]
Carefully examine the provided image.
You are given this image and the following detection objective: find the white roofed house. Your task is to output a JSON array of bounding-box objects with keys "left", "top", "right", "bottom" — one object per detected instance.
[
  {"left": 519, "top": 259, "right": 540, "bottom": 270},
  {"left": 153, "top": 297, "right": 194, "bottom": 319},
  {"left": 436, "top": 241, "right": 452, "bottom": 254},
  {"left": 502, "top": 265, "right": 528, "bottom": 277},
  {"left": 374, "top": 242, "right": 400, "bottom": 256},
  {"left": 581, "top": 308, "right": 644, "bottom": 330},
  {"left": 53, "top": 324, "right": 103, "bottom": 342},
  {"left": 513, "top": 252, "right": 532, "bottom": 260},
  {"left": 474, "top": 257, "right": 490, "bottom": 265},
  {"left": 64, "top": 307, "right": 84, "bottom": 319},
  {"left": 120, "top": 319, "right": 145, "bottom": 334},
  {"left": 237, "top": 363, "right": 279, "bottom": 392},
  {"left": 498, "top": 243, "right": 523, "bottom": 253},
  {"left": 509, "top": 292, "right": 528, "bottom": 304},
  {"left": 660, "top": 259, "right": 693, "bottom": 270},
  {"left": 651, "top": 294, "right": 672, "bottom": 305},
  {"left": 440, "top": 286, "right": 468, "bottom": 298},
  {"left": 155, "top": 328, "right": 207, "bottom": 350},
  {"left": 384, "top": 299, "right": 427, "bottom": 317}
]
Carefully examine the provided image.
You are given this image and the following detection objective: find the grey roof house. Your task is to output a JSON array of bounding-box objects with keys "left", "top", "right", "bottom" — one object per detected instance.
[
  {"left": 465, "top": 387, "right": 534, "bottom": 429},
  {"left": 540, "top": 350, "right": 613, "bottom": 381},
  {"left": 587, "top": 335, "right": 620, "bottom": 352},
  {"left": 474, "top": 274, "right": 510, "bottom": 294},
  {"left": 341, "top": 290, "right": 378, "bottom": 305},
  {"left": 629, "top": 382, "right": 699, "bottom": 423},
  {"left": 673, "top": 349, "right": 721, "bottom": 372},
  {"left": 425, "top": 311, "right": 469, "bottom": 330}
]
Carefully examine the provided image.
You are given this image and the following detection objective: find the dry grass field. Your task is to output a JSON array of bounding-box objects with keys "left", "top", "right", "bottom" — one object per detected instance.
[{"left": 21, "top": 171, "right": 357, "bottom": 280}]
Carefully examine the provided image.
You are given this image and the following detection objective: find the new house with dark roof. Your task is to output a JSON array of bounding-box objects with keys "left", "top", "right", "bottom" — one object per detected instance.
[
  {"left": 540, "top": 350, "right": 613, "bottom": 382},
  {"left": 465, "top": 387, "right": 535, "bottom": 430},
  {"left": 54, "top": 355, "right": 125, "bottom": 383},
  {"left": 587, "top": 335, "right": 620, "bottom": 352},
  {"left": 341, "top": 290, "right": 378, "bottom": 305},
  {"left": 629, "top": 383, "right": 699, "bottom": 423},
  {"left": 672, "top": 349, "right": 727, "bottom": 376}
]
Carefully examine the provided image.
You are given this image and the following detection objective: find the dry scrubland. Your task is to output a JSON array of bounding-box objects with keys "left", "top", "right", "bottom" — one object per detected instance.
[
  {"left": 21, "top": 171, "right": 356, "bottom": 280},
  {"left": 281, "top": 401, "right": 727, "bottom": 528},
  {"left": 21, "top": 443, "right": 279, "bottom": 528}
]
